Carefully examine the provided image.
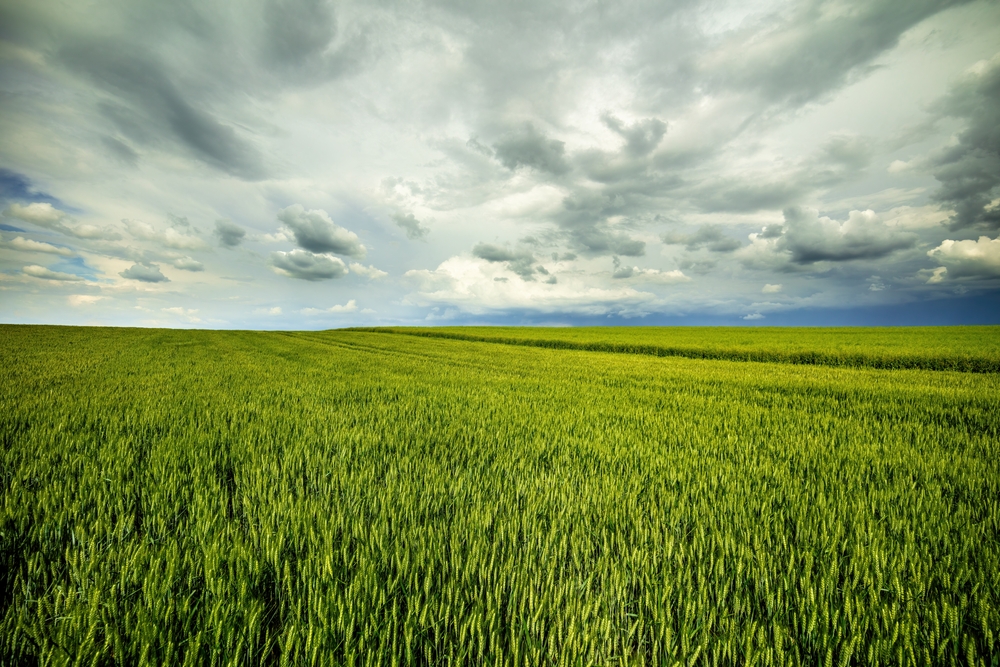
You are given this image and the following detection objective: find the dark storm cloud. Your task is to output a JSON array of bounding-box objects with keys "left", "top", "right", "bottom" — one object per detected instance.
[
  {"left": 472, "top": 243, "right": 519, "bottom": 263},
  {"left": 662, "top": 225, "right": 741, "bottom": 252},
  {"left": 472, "top": 243, "right": 538, "bottom": 280},
  {"left": 550, "top": 191, "right": 647, "bottom": 257},
  {"left": 0, "top": 0, "right": 373, "bottom": 186},
  {"left": 780, "top": 207, "right": 916, "bottom": 264},
  {"left": 214, "top": 219, "right": 247, "bottom": 247},
  {"left": 2, "top": 0, "right": 995, "bottom": 324},
  {"left": 101, "top": 136, "right": 140, "bottom": 166},
  {"left": 571, "top": 228, "right": 646, "bottom": 257},
  {"left": 393, "top": 212, "right": 429, "bottom": 240},
  {"left": 689, "top": 180, "right": 805, "bottom": 214},
  {"left": 446, "top": 0, "right": 916, "bottom": 250},
  {"left": 710, "top": 0, "right": 976, "bottom": 107},
  {"left": 483, "top": 111, "right": 675, "bottom": 261},
  {"left": 808, "top": 135, "right": 874, "bottom": 183},
  {"left": 434, "top": 0, "right": 959, "bottom": 184},
  {"left": 423, "top": 0, "right": 708, "bottom": 143},
  {"left": 61, "top": 42, "right": 268, "bottom": 180},
  {"left": 270, "top": 249, "right": 347, "bottom": 281},
  {"left": 678, "top": 257, "right": 717, "bottom": 275},
  {"left": 689, "top": 134, "right": 874, "bottom": 213},
  {"left": 929, "top": 55, "right": 1000, "bottom": 232},
  {"left": 601, "top": 114, "right": 667, "bottom": 158},
  {"left": 264, "top": 0, "right": 336, "bottom": 66},
  {"left": 260, "top": 0, "right": 369, "bottom": 80},
  {"left": 120, "top": 262, "right": 169, "bottom": 282},
  {"left": 759, "top": 224, "right": 784, "bottom": 239},
  {"left": 493, "top": 125, "right": 570, "bottom": 176},
  {"left": 570, "top": 115, "right": 682, "bottom": 194},
  {"left": 575, "top": 152, "right": 652, "bottom": 187},
  {"left": 277, "top": 204, "right": 366, "bottom": 258}
]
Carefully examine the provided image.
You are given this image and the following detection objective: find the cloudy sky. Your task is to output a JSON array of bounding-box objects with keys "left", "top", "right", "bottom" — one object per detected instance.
[{"left": 2, "top": 0, "right": 999, "bottom": 328}]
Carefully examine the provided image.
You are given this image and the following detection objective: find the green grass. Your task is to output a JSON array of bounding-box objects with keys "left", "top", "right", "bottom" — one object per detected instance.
[
  {"left": 353, "top": 326, "right": 1000, "bottom": 373},
  {"left": 2, "top": 325, "right": 998, "bottom": 665}
]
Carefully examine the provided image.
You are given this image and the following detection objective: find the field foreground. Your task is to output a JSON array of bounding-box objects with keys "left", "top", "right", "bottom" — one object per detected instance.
[{"left": 2, "top": 325, "right": 999, "bottom": 665}]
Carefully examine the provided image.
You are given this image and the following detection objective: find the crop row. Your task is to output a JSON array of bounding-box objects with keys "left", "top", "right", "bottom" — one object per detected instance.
[{"left": 351, "top": 326, "right": 1000, "bottom": 373}]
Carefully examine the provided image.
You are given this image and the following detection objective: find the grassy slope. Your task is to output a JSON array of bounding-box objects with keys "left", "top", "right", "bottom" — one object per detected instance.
[
  {"left": 354, "top": 325, "right": 1000, "bottom": 372},
  {"left": 1, "top": 325, "right": 998, "bottom": 665}
]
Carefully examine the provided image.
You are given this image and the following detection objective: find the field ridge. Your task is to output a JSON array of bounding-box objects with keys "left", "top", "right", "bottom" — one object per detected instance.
[{"left": 348, "top": 326, "right": 1000, "bottom": 373}]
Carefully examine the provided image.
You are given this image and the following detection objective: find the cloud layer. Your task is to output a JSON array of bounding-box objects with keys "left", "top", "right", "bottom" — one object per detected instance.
[{"left": 0, "top": 0, "right": 998, "bottom": 326}]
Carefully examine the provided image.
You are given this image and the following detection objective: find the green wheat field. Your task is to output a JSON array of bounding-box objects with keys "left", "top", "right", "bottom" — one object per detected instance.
[{"left": 2, "top": 325, "right": 998, "bottom": 665}]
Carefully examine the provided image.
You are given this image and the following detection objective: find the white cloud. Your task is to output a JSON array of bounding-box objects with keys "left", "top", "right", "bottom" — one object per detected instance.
[
  {"left": 253, "top": 306, "right": 283, "bottom": 315},
  {"left": 4, "top": 202, "right": 65, "bottom": 225},
  {"left": 2, "top": 235, "right": 75, "bottom": 256},
  {"left": 349, "top": 263, "right": 388, "bottom": 279},
  {"left": 68, "top": 224, "right": 121, "bottom": 240},
  {"left": 924, "top": 266, "right": 948, "bottom": 284},
  {"left": 328, "top": 300, "right": 357, "bottom": 312},
  {"left": 261, "top": 229, "right": 292, "bottom": 243},
  {"left": 743, "top": 312, "right": 765, "bottom": 320},
  {"left": 21, "top": 264, "right": 83, "bottom": 282},
  {"left": 926, "top": 236, "right": 1000, "bottom": 279},
  {"left": 762, "top": 283, "right": 782, "bottom": 293},
  {"left": 23, "top": 264, "right": 83, "bottom": 281},
  {"left": 612, "top": 264, "right": 691, "bottom": 284},
  {"left": 68, "top": 294, "right": 103, "bottom": 306},
  {"left": 887, "top": 159, "right": 912, "bottom": 173},
  {"left": 163, "top": 306, "right": 201, "bottom": 322},
  {"left": 639, "top": 269, "right": 690, "bottom": 284},
  {"left": 736, "top": 233, "right": 792, "bottom": 271},
  {"left": 125, "top": 220, "right": 208, "bottom": 250},
  {"left": 302, "top": 300, "right": 358, "bottom": 315},
  {"left": 405, "top": 256, "right": 660, "bottom": 316},
  {"left": 4, "top": 203, "right": 120, "bottom": 240}
]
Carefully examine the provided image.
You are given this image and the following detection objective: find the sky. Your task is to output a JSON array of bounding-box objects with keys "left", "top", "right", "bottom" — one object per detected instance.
[{"left": 1, "top": 0, "right": 999, "bottom": 328}]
